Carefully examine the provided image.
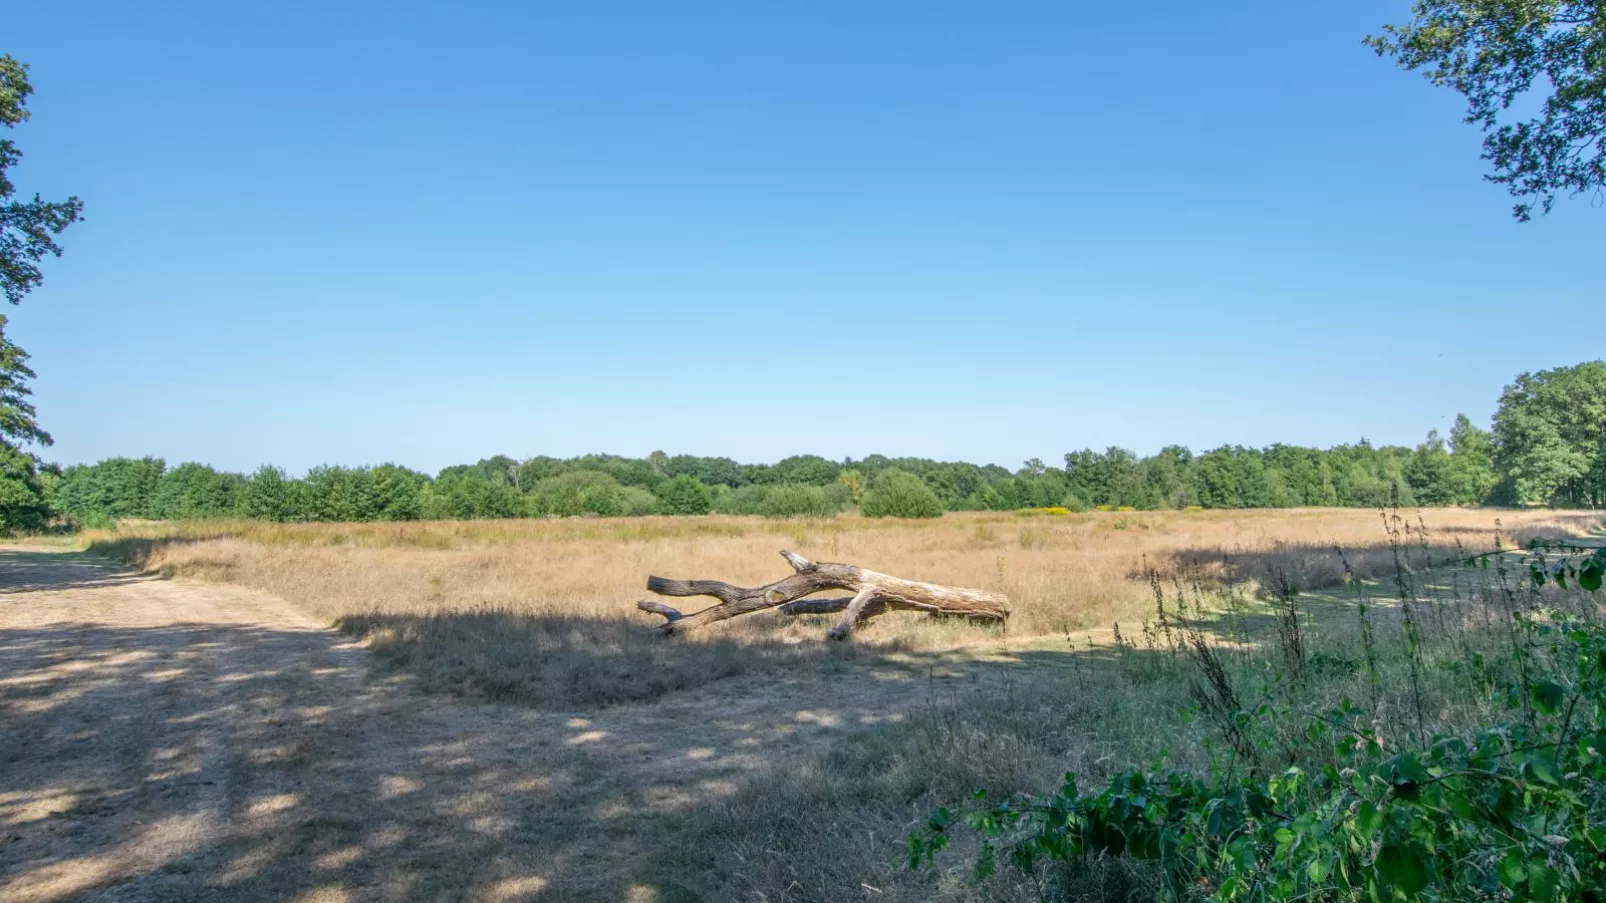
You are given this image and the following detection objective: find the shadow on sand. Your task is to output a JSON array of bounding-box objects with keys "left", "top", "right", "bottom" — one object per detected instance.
[{"left": 0, "top": 548, "right": 1084, "bottom": 901}]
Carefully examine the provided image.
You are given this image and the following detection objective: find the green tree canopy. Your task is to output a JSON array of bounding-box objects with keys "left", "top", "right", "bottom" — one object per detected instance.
[
  {"left": 55, "top": 457, "right": 166, "bottom": 524},
  {"left": 368, "top": 464, "right": 426, "bottom": 521},
  {"left": 0, "top": 441, "right": 49, "bottom": 529},
  {"left": 654, "top": 474, "right": 712, "bottom": 515},
  {"left": 528, "top": 470, "right": 625, "bottom": 517},
  {"left": 150, "top": 463, "right": 243, "bottom": 520},
  {"left": 2, "top": 55, "right": 82, "bottom": 305},
  {"left": 0, "top": 56, "right": 79, "bottom": 531},
  {"left": 1493, "top": 360, "right": 1606, "bottom": 505},
  {"left": 1448, "top": 413, "right": 1500, "bottom": 504},
  {"left": 0, "top": 313, "right": 46, "bottom": 448},
  {"left": 1369, "top": 1, "right": 1606, "bottom": 220},
  {"left": 0, "top": 316, "right": 49, "bottom": 530},
  {"left": 861, "top": 468, "right": 944, "bottom": 519},
  {"left": 238, "top": 466, "right": 296, "bottom": 522},
  {"left": 422, "top": 471, "right": 523, "bottom": 520}
]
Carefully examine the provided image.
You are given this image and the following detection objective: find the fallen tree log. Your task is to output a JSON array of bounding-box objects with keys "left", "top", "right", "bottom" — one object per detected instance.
[{"left": 634, "top": 550, "right": 1010, "bottom": 640}]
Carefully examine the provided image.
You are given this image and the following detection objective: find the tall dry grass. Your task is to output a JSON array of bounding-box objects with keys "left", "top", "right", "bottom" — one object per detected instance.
[{"left": 85, "top": 508, "right": 1603, "bottom": 708}]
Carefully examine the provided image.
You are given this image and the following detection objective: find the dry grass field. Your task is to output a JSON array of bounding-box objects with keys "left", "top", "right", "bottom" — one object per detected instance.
[
  {"left": 83, "top": 507, "right": 1601, "bottom": 709},
  {"left": 6, "top": 507, "right": 1602, "bottom": 902}
]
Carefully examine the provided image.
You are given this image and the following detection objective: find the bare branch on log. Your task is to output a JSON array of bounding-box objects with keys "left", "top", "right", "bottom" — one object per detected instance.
[
  {"left": 828, "top": 586, "right": 880, "bottom": 641},
  {"left": 634, "top": 550, "right": 1009, "bottom": 641},
  {"left": 635, "top": 599, "right": 684, "bottom": 623}
]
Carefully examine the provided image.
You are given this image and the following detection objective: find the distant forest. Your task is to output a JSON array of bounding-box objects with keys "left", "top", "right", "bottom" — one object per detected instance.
[
  {"left": 24, "top": 426, "right": 1575, "bottom": 527},
  {"left": 35, "top": 360, "right": 1606, "bottom": 525}
]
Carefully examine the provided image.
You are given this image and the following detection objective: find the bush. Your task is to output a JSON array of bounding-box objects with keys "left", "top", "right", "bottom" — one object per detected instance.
[
  {"left": 0, "top": 444, "right": 52, "bottom": 532},
  {"left": 54, "top": 456, "right": 166, "bottom": 522},
  {"left": 150, "top": 462, "right": 242, "bottom": 520},
  {"left": 860, "top": 469, "right": 943, "bottom": 519},
  {"left": 368, "top": 464, "right": 427, "bottom": 521},
  {"left": 618, "top": 486, "right": 662, "bottom": 516},
  {"left": 711, "top": 484, "right": 767, "bottom": 515},
  {"left": 303, "top": 465, "right": 384, "bottom": 522},
  {"left": 654, "top": 474, "right": 712, "bottom": 515},
  {"left": 529, "top": 470, "right": 625, "bottom": 517},
  {"left": 238, "top": 465, "right": 294, "bottom": 521},
  {"left": 422, "top": 473, "right": 524, "bottom": 520},
  {"left": 758, "top": 483, "right": 842, "bottom": 519}
]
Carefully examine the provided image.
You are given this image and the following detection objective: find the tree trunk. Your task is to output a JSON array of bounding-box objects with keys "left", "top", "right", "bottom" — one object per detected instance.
[{"left": 634, "top": 550, "right": 1010, "bottom": 640}]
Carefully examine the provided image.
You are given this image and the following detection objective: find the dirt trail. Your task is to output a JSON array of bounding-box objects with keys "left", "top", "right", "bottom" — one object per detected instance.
[{"left": 0, "top": 548, "right": 1010, "bottom": 902}]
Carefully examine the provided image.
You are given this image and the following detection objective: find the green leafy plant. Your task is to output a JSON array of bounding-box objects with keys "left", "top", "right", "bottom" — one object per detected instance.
[
  {"left": 654, "top": 474, "right": 713, "bottom": 515},
  {"left": 861, "top": 469, "right": 943, "bottom": 519},
  {"left": 913, "top": 545, "right": 1606, "bottom": 901},
  {"left": 757, "top": 483, "right": 842, "bottom": 519}
]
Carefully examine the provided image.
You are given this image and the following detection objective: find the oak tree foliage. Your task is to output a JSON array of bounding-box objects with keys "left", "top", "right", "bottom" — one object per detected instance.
[{"left": 1369, "top": 1, "right": 1606, "bottom": 220}]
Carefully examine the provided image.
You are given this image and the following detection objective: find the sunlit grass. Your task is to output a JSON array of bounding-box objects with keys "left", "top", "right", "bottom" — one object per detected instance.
[{"left": 79, "top": 508, "right": 1603, "bottom": 708}]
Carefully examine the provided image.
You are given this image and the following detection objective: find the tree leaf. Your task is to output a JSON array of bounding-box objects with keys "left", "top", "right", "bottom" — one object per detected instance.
[
  {"left": 1581, "top": 561, "right": 1603, "bottom": 593},
  {"left": 1524, "top": 753, "right": 1562, "bottom": 787},
  {"left": 1531, "top": 680, "right": 1565, "bottom": 716},
  {"left": 1356, "top": 801, "right": 1383, "bottom": 841},
  {"left": 1499, "top": 849, "right": 1526, "bottom": 888},
  {"left": 1374, "top": 842, "right": 1428, "bottom": 896}
]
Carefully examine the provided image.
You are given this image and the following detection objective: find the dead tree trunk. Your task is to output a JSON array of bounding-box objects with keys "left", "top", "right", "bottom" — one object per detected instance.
[{"left": 634, "top": 550, "right": 1010, "bottom": 640}]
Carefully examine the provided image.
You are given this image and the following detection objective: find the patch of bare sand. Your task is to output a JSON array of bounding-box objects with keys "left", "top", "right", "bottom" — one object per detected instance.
[{"left": 0, "top": 548, "right": 1023, "bottom": 901}]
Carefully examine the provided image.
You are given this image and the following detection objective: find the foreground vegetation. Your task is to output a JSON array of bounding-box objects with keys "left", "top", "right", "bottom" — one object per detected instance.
[{"left": 911, "top": 533, "right": 1606, "bottom": 901}]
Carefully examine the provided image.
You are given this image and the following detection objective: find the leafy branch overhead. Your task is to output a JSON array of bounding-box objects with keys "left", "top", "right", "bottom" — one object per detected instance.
[
  {"left": 1369, "top": 0, "right": 1606, "bottom": 220},
  {"left": 0, "top": 54, "right": 78, "bottom": 532},
  {"left": 1, "top": 55, "right": 82, "bottom": 306}
]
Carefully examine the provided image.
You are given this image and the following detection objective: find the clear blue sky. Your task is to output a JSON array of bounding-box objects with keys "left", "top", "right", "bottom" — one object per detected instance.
[{"left": 7, "top": 1, "right": 1602, "bottom": 476}]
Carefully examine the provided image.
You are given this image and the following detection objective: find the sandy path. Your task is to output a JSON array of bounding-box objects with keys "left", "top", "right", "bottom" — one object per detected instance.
[{"left": 0, "top": 548, "right": 992, "bottom": 902}]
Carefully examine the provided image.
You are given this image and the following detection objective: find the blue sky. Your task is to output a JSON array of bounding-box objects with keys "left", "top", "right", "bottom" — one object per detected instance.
[{"left": 7, "top": 1, "right": 1603, "bottom": 475}]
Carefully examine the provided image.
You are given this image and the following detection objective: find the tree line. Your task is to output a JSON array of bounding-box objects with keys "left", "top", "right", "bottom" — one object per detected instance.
[
  {"left": 30, "top": 360, "right": 1606, "bottom": 526},
  {"left": 31, "top": 431, "right": 1490, "bottom": 527}
]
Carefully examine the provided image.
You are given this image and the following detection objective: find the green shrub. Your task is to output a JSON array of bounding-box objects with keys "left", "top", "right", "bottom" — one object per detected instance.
[
  {"left": 758, "top": 483, "right": 841, "bottom": 519},
  {"left": 711, "top": 484, "right": 767, "bottom": 515},
  {"left": 150, "top": 462, "right": 242, "bottom": 520},
  {"left": 0, "top": 444, "right": 52, "bottom": 532},
  {"left": 860, "top": 469, "right": 943, "bottom": 519},
  {"left": 654, "top": 474, "right": 712, "bottom": 515},
  {"left": 618, "top": 486, "right": 662, "bottom": 516},
  {"left": 914, "top": 544, "right": 1606, "bottom": 902},
  {"left": 55, "top": 456, "right": 165, "bottom": 522},
  {"left": 529, "top": 470, "right": 626, "bottom": 517},
  {"left": 422, "top": 473, "right": 524, "bottom": 520},
  {"left": 303, "top": 465, "right": 383, "bottom": 522},
  {"left": 238, "top": 466, "right": 295, "bottom": 521},
  {"left": 368, "top": 464, "right": 427, "bottom": 521}
]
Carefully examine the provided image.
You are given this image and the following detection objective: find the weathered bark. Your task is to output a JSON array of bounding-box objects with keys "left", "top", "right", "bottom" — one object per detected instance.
[{"left": 634, "top": 550, "right": 1010, "bottom": 640}]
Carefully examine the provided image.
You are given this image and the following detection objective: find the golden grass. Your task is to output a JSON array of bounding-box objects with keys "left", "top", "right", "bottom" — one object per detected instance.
[
  {"left": 21, "top": 509, "right": 1606, "bottom": 901},
  {"left": 84, "top": 508, "right": 1603, "bottom": 708}
]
